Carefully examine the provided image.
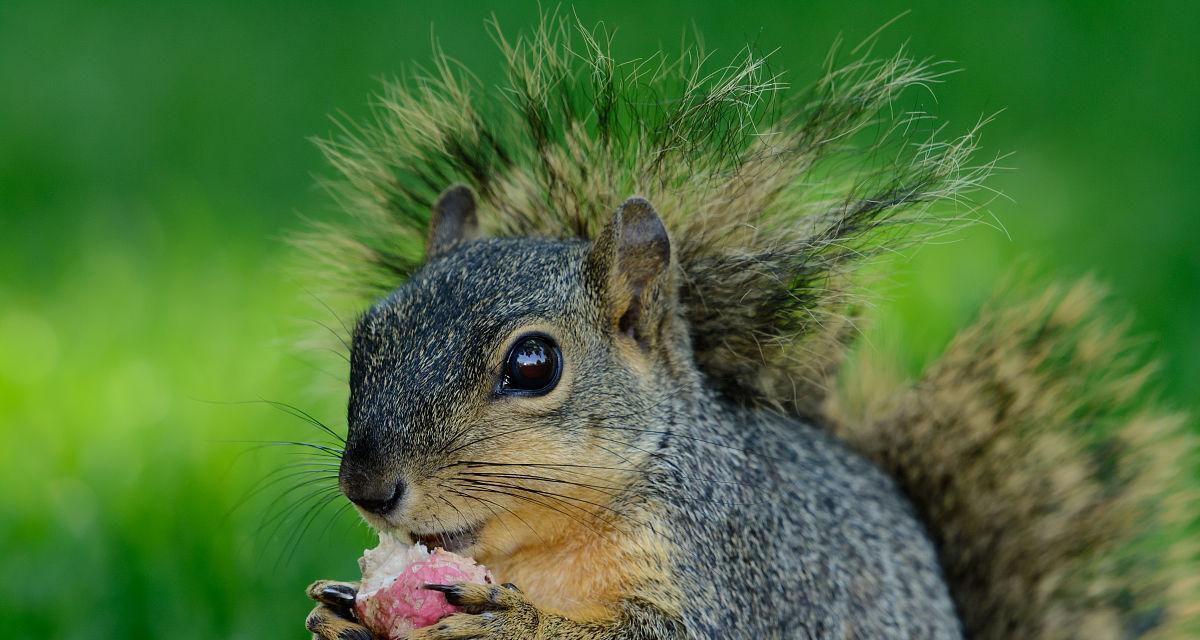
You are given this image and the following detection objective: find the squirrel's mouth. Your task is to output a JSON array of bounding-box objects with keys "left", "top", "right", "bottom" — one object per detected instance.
[{"left": 410, "top": 521, "right": 484, "bottom": 554}]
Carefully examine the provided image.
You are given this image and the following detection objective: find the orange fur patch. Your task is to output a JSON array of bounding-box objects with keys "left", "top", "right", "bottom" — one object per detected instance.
[{"left": 474, "top": 499, "right": 676, "bottom": 622}]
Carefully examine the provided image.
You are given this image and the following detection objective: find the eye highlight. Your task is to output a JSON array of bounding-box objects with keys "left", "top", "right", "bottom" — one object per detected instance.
[{"left": 498, "top": 334, "right": 561, "bottom": 396}]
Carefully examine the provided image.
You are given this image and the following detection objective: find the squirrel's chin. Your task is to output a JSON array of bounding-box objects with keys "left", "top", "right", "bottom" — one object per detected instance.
[{"left": 405, "top": 520, "right": 485, "bottom": 554}]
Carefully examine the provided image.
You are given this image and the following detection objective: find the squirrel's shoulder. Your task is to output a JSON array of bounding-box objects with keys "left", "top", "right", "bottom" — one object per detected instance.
[
  {"left": 656, "top": 402, "right": 962, "bottom": 636},
  {"left": 647, "top": 400, "right": 935, "bottom": 556}
]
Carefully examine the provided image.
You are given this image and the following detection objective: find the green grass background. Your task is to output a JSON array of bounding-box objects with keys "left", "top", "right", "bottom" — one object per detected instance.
[{"left": 1, "top": 1, "right": 1197, "bottom": 637}]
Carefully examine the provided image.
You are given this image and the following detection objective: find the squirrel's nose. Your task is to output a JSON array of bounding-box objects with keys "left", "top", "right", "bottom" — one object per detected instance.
[{"left": 345, "top": 478, "right": 406, "bottom": 516}]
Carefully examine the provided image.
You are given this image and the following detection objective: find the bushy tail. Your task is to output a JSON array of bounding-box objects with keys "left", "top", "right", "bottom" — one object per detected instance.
[{"left": 828, "top": 281, "right": 1198, "bottom": 639}]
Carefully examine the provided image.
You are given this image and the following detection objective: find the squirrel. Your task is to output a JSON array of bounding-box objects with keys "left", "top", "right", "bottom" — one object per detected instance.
[{"left": 296, "top": 18, "right": 1197, "bottom": 640}]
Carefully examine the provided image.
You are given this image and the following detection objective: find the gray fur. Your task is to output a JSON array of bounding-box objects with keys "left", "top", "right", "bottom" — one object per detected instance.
[
  {"left": 339, "top": 232, "right": 960, "bottom": 638},
  {"left": 657, "top": 399, "right": 960, "bottom": 637}
]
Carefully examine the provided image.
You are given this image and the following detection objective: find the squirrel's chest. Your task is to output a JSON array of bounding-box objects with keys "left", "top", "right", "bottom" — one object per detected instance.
[{"left": 484, "top": 540, "right": 625, "bottom": 619}]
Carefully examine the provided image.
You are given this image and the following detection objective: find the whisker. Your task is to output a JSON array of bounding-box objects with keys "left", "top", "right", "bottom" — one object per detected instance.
[
  {"left": 588, "top": 423, "right": 788, "bottom": 462},
  {"left": 432, "top": 494, "right": 502, "bottom": 558},
  {"left": 448, "top": 488, "right": 548, "bottom": 548},
  {"left": 280, "top": 488, "right": 344, "bottom": 567},
  {"left": 257, "top": 485, "right": 342, "bottom": 568},
  {"left": 302, "top": 284, "right": 355, "bottom": 340},
  {"left": 316, "top": 499, "right": 357, "bottom": 545},
  {"left": 450, "top": 482, "right": 617, "bottom": 542},
  {"left": 458, "top": 471, "right": 625, "bottom": 496},
  {"left": 457, "top": 477, "right": 657, "bottom": 529},
  {"left": 261, "top": 484, "right": 341, "bottom": 540},
  {"left": 452, "top": 478, "right": 636, "bottom": 535},
  {"left": 225, "top": 466, "right": 341, "bottom": 525},
  {"left": 201, "top": 398, "right": 346, "bottom": 444},
  {"left": 453, "top": 460, "right": 752, "bottom": 487},
  {"left": 257, "top": 399, "right": 347, "bottom": 444},
  {"left": 222, "top": 439, "right": 344, "bottom": 458},
  {"left": 306, "top": 316, "right": 353, "bottom": 355},
  {"left": 587, "top": 433, "right": 662, "bottom": 465},
  {"left": 438, "top": 424, "right": 549, "bottom": 462}
]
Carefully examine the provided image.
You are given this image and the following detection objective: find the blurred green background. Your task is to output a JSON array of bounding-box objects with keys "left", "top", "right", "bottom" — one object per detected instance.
[{"left": 1, "top": 1, "right": 1196, "bottom": 637}]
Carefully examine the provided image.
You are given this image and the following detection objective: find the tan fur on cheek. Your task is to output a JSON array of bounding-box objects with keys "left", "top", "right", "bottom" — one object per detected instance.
[{"left": 453, "top": 427, "right": 665, "bottom": 623}]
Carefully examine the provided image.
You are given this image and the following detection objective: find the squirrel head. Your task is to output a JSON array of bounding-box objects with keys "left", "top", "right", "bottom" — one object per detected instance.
[{"left": 339, "top": 185, "right": 692, "bottom": 555}]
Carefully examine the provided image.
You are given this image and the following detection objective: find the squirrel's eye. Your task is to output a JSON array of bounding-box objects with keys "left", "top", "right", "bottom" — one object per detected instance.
[{"left": 500, "top": 335, "right": 561, "bottom": 395}]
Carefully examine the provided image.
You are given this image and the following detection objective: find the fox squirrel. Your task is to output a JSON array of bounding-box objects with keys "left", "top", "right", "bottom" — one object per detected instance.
[{"left": 297, "top": 18, "right": 1197, "bottom": 640}]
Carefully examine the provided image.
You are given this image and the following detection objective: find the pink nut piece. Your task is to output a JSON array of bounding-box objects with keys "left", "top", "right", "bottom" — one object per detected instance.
[{"left": 354, "top": 538, "right": 493, "bottom": 640}]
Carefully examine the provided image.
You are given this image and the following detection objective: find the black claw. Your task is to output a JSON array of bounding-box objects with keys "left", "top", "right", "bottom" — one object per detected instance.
[
  {"left": 422, "top": 583, "right": 463, "bottom": 604},
  {"left": 322, "top": 584, "right": 358, "bottom": 607},
  {"left": 501, "top": 582, "right": 521, "bottom": 593},
  {"left": 339, "top": 629, "right": 372, "bottom": 640},
  {"left": 305, "top": 612, "right": 323, "bottom": 632}
]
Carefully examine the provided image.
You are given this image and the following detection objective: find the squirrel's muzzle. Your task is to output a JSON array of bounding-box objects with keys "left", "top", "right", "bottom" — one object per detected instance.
[{"left": 339, "top": 455, "right": 407, "bottom": 516}]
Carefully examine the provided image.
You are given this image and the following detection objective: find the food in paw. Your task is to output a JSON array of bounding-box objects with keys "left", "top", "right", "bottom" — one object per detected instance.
[{"left": 354, "top": 534, "right": 494, "bottom": 639}]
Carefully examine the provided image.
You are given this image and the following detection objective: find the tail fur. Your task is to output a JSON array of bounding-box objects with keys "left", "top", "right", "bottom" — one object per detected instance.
[{"left": 827, "top": 281, "right": 1198, "bottom": 639}]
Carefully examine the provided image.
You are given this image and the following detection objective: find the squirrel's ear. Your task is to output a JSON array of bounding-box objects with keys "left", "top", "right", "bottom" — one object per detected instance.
[
  {"left": 586, "top": 196, "right": 673, "bottom": 348},
  {"left": 426, "top": 184, "right": 479, "bottom": 259}
]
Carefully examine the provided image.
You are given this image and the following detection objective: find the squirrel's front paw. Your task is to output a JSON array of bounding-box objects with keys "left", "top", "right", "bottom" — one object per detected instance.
[
  {"left": 305, "top": 580, "right": 376, "bottom": 640},
  {"left": 410, "top": 583, "right": 538, "bottom": 640}
]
